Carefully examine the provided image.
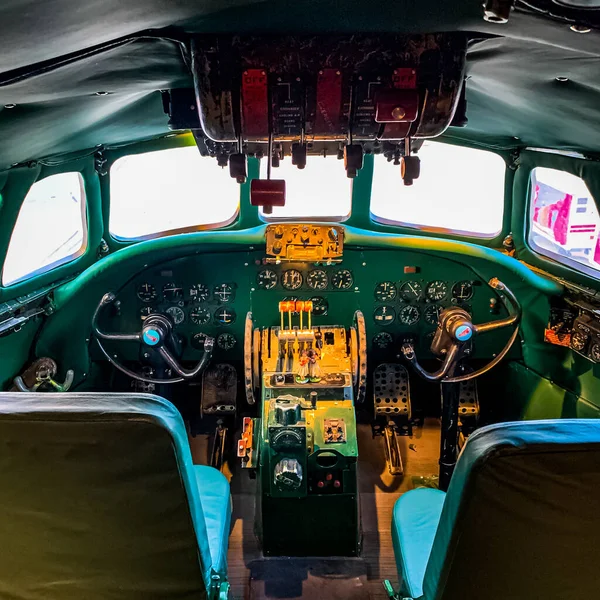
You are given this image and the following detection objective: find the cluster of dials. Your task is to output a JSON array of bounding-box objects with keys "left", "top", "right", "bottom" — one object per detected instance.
[
  {"left": 256, "top": 268, "right": 354, "bottom": 291},
  {"left": 135, "top": 282, "right": 237, "bottom": 351},
  {"left": 373, "top": 280, "right": 475, "bottom": 328}
]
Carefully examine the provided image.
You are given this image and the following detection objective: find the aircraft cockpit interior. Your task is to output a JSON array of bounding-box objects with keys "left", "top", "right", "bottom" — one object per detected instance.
[{"left": 1, "top": 1, "right": 600, "bottom": 599}]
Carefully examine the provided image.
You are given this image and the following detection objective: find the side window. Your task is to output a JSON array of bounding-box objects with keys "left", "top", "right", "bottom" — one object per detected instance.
[
  {"left": 2, "top": 172, "right": 87, "bottom": 286},
  {"left": 528, "top": 167, "right": 600, "bottom": 276}
]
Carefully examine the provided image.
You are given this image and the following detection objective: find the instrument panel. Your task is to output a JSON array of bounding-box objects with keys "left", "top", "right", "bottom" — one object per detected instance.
[{"left": 102, "top": 248, "right": 511, "bottom": 363}]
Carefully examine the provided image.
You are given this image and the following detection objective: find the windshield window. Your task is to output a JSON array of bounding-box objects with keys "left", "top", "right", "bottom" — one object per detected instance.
[
  {"left": 109, "top": 146, "right": 240, "bottom": 241},
  {"left": 3, "top": 172, "right": 87, "bottom": 286},
  {"left": 529, "top": 167, "right": 600, "bottom": 276},
  {"left": 370, "top": 142, "right": 505, "bottom": 238},
  {"left": 259, "top": 156, "right": 352, "bottom": 220}
]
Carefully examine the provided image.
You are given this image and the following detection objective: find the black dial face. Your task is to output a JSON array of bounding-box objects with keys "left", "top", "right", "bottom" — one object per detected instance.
[
  {"left": 189, "top": 283, "right": 209, "bottom": 302},
  {"left": 140, "top": 306, "right": 154, "bottom": 320},
  {"left": 214, "top": 283, "right": 235, "bottom": 302},
  {"left": 399, "top": 305, "right": 421, "bottom": 325},
  {"left": 189, "top": 307, "right": 211, "bottom": 325},
  {"left": 375, "top": 281, "right": 397, "bottom": 302},
  {"left": 217, "top": 333, "right": 236, "bottom": 350},
  {"left": 452, "top": 281, "right": 474, "bottom": 302},
  {"left": 571, "top": 331, "right": 587, "bottom": 351},
  {"left": 373, "top": 305, "right": 396, "bottom": 325},
  {"left": 591, "top": 343, "right": 600, "bottom": 362},
  {"left": 282, "top": 269, "right": 303, "bottom": 290},
  {"left": 306, "top": 269, "right": 328, "bottom": 290},
  {"left": 257, "top": 270, "right": 278, "bottom": 290},
  {"left": 331, "top": 269, "right": 354, "bottom": 290},
  {"left": 137, "top": 283, "right": 157, "bottom": 302},
  {"left": 424, "top": 304, "right": 442, "bottom": 325},
  {"left": 191, "top": 332, "right": 209, "bottom": 350},
  {"left": 400, "top": 281, "right": 423, "bottom": 301},
  {"left": 215, "top": 307, "right": 236, "bottom": 325},
  {"left": 310, "top": 296, "right": 329, "bottom": 317},
  {"left": 162, "top": 283, "right": 184, "bottom": 304},
  {"left": 165, "top": 306, "right": 185, "bottom": 325},
  {"left": 373, "top": 331, "right": 394, "bottom": 349},
  {"left": 426, "top": 280, "right": 448, "bottom": 301}
]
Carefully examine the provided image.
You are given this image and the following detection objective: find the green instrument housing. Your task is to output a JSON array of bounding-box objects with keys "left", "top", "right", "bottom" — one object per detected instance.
[{"left": 255, "top": 325, "right": 361, "bottom": 557}]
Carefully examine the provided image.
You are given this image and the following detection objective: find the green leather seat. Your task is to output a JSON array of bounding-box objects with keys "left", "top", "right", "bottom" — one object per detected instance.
[
  {"left": 392, "top": 419, "right": 600, "bottom": 600},
  {"left": 0, "top": 392, "right": 231, "bottom": 600}
]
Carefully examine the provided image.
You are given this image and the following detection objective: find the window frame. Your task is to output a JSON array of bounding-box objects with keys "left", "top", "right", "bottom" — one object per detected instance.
[
  {"left": 257, "top": 157, "right": 353, "bottom": 223},
  {"left": 368, "top": 141, "right": 507, "bottom": 240},
  {"left": 106, "top": 141, "right": 243, "bottom": 243},
  {"left": 513, "top": 149, "right": 600, "bottom": 287},
  {"left": 2, "top": 172, "right": 89, "bottom": 287},
  {"left": 525, "top": 164, "right": 600, "bottom": 280}
]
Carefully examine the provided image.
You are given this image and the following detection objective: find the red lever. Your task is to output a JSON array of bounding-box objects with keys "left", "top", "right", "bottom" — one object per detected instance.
[{"left": 250, "top": 179, "right": 286, "bottom": 214}]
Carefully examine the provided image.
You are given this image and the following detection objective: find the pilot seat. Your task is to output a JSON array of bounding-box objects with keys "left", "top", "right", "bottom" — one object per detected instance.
[
  {"left": 0, "top": 392, "right": 231, "bottom": 600},
  {"left": 391, "top": 419, "right": 600, "bottom": 600}
]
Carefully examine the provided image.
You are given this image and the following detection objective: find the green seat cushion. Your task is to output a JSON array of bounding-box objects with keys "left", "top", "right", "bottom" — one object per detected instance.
[
  {"left": 195, "top": 465, "right": 231, "bottom": 576},
  {"left": 391, "top": 488, "right": 445, "bottom": 599}
]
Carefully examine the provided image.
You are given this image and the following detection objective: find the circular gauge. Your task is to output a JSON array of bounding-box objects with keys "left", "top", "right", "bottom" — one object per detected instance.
[
  {"left": 189, "top": 307, "right": 211, "bottom": 325},
  {"left": 310, "top": 296, "right": 329, "bottom": 317},
  {"left": 165, "top": 306, "right": 185, "bottom": 325},
  {"left": 373, "top": 305, "right": 396, "bottom": 325},
  {"left": 214, "top": 283, "right": 235, "bottom": 302},
  {"left": 331, "top": 269, "right": 354, "bottom": 290},
  {"left": 424, "top": 304, "right": 442, "bottom": 325},
  {"left": 591, "top": 343, "right": 600, "bottom": 362},
  {"left": 162, "top": 283, "right": 184, "bottom": 304},
  {"left": 306, "top": 269, "right": 328, "bottom": 290},
  {"left": 140, "top": 306, "right": 154, "bottom": 320},
  {"left": 257, "top": 270, "right": 278, "bottom": 290},
  {"left": 282, "top": 269, "right": 303, "bottom": 291},
  {"left": 571, "top": 331, "right": 587, "bottom": 351},
  {"left": 426, "top": 280, "right": 448, "bottom": 301},
  {"left": 375, "top": 281, "right": 397, "bottom": 302},
  {"left": 217, "top": 333, "right": 237, "bottom": 350},
  {"left": 452, "top": 281, "right": 474, "bottom": 302},
  {"left": 400, "top": 281, "right": 423, "bottom": 301},
  {"left": 137, "top": 283, "right": 157, "bottom": 302},
  {"left": 189, "top": 283, "right": 209, "bottom": 302},
  {"left": 215, "top": 307, "right": 236, "bottom": 325},
  {"left": 191, "top": 332, "right": 209, "bottom": 350},
  {"left": 373, "top": 332, "right": 394, "bottom": 349},
  {"left": 399, "top": 305, "right": 421, "bottom": 325}
]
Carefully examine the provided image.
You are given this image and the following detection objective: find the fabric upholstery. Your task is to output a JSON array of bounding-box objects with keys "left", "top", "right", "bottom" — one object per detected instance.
[
  {"left": 393, "top": 419, "right": 600, "bottom": 600},
  {"left": 0, "top": 392, "right": 231, "bottom": 600},
  {"left": 392, "top": 488, "right": 445, "bottom": 599}
]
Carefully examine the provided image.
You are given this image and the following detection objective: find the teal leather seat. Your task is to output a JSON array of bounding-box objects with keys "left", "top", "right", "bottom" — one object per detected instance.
[
  {"left": 0, "top": 392, "right": 231, "bottom": 600},
  {"left": 392, "top": 419, "right": 600, "bottom": 600}
]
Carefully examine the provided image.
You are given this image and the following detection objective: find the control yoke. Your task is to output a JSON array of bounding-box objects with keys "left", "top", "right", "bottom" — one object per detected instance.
[
  {"left": 402, "top": 278, "right": 521, "bottom": 383},
  {"left": 92, "top": 292, "right": 214, "bottom": 384}
]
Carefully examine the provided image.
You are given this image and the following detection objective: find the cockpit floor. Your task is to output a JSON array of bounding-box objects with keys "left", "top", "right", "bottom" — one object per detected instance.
[{"left": 189, "top": 419, "right": 441, "bottom": 599}]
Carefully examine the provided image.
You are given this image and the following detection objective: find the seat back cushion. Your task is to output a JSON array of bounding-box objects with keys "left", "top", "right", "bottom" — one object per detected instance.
[
  {"left": 424, "top": 419, "right": 600, "bottom": 600},
  {"left": 0, "top": 392, "right": 213, "bottom": 600}
]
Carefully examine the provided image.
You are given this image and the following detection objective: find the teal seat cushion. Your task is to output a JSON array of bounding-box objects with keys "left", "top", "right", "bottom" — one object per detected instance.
[
  {"left": 391, "top": 488, "right": 445, "bottom": 599},
  {"left": 195, "top": 465, "right": 231, "bottom": 576}
]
